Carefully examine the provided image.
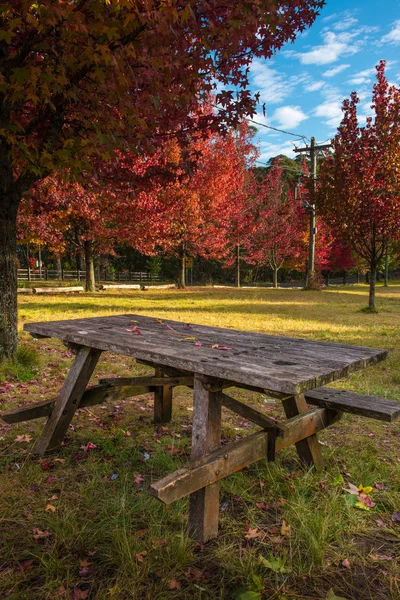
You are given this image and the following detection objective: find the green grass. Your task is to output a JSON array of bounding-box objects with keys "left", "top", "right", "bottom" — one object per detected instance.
[{"left": 0, "top": 283, "right": 399, "bottom": 599}]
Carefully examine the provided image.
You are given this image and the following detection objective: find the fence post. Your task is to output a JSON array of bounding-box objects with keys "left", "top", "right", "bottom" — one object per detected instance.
[
  {"left": 77, "top": 269, "right": 80, "bottom": 282},
  {"left": 28, "top": 267, "right": 31, "bottom": 282},
  {"left": 61, "top": 267, "right": 64, "bottom": 281},
  {"left": 45, "top": 269, "right": 48, "bottom": 281}
]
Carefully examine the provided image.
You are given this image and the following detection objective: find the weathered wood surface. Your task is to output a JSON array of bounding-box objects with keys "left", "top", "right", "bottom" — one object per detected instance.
[
  {"left": 33, "top": 286, "right": 84, "bottom": 294},
  {"left": 188, "top": 377, "right": 222, "bottom": 543},
  {"left": 220, "top": 392, "right": 285, "bottom": 436},
  {"left": 153, "top": 367, "right": 173, "bottom": 424},
  {"left": 0, "top": 381, "right": 157, "bottom": 424},
  {"left": 282, "top": 393, "right": 324, "bottom": 468},
  {"left": 24, "top": 314, "right": 387, "bottom": 396},
  {"left": 305, "top": 387, "right": 400, "bottom": 422},
  {"left": 34, "top": 346, "right": 101, "bottom": 455},
  {"left": 150, "top": 407, "right": 337, "bottom": 504}
]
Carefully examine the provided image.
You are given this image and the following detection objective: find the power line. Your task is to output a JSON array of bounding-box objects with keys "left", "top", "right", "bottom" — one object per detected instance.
[{"left": 210, "top": 103, "right": 310, "bottom": 141}]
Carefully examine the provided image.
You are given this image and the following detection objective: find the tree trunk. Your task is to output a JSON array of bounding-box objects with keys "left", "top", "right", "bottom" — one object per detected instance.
[
  {"left": 368, "top": 262, "right": 377, "bottom": 311},
  {"left": 272, "top": 267, "right": 278, "bottom": 288},
  {"left": 178, "top": 255, "right": 186, "bottom": 289},
  {"left": 84, "top": 241, "right": 96, "bottom": 292},
  {"left": 384, "top": 246, "right": 389, "bottom": 287},
  {"left": 0, "top": 198, "right": 19, "bottom": 360},
  {"left": 235, "top": 245, "right": 240, "bottom": 288}
]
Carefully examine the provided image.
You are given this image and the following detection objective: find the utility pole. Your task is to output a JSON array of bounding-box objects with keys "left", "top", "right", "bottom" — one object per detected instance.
[{"left": 294, "top": 137, "right": 331, "bottom": 288}]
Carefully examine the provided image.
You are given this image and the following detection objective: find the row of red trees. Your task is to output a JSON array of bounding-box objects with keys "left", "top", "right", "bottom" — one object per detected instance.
[{"left": 19, "top": 118, "right": 356, "bottom": 291}]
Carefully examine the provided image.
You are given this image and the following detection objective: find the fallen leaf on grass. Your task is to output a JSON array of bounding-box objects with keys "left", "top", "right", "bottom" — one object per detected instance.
[
  {"left": 168, "top": 578, "right": 181, "bottom": 590},
  {"left": 370, "top": 553, "right": 393, "bottom": 561},
  {"left": 32, "top": 528, "right": 51, "bottom": 540},
  {"left": 15, "top": 435, "right": 32, "bottom": 443},
  {"left": 280, "top": 520, "right": 292, "bottom": 536},
  {"left": 244, "top": 528, "right": 259, "bottom": 541},
  {"left": 40, "top": 460, "right": 55, "bottom": 471},
  {"left": 16, "top": 560, "right": 33, "bottom": 572},
  {"left": 135, "top": 551, "right": 147, "bottom": 563},
  {"left": 71, "top": 586, "right": 90, "bottom": 600},
  {"left": 134, "top": 474, "right": 144, "bottom": 485},
  {"left": 255, "top": 501, "right": 270, "bottom": 512},
  {"left": 45, "top": 475, "right": 57, "bottom": 483},
  {"left": 217, "top": 346, "right": 231, "bottom": 351},
  {"left": 45, "top": 504, "right": 56, "bottom": 513},
  {"left": 152, "top": 538, "right": 167, "bottom": 547},
  {"left": 375, "top": 519, "right": 385, "bottom": 527},
  {"left": 132, "top": 529, "right": 148, "bottom": 539},
  {"left": 374, "top": 482, "right": 385, "bottom": 490},
  {"left": 392, "top": 511, "right": 400, "bottom": 522},
  {"left": 341, "top": 559, "right": 351, "bottom": 569}
]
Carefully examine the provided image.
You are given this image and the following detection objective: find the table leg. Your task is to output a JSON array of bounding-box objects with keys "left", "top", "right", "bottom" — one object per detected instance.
[
  {"left": 153, "top": 367, "right": 173, "bottom": 423},
  {"left": 282, "top": 393, "right": 324, "bottom": 469},
  {"left": 188, "top": 376, "right": 222, "bottom": 543},
  {"left": 34, "top": 347, "right": 102, "bottom": 455}
]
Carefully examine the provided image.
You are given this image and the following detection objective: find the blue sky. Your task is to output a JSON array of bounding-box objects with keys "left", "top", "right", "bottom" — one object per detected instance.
[{"left": 249, "top": 0, "right": 400, "bottom": 162}]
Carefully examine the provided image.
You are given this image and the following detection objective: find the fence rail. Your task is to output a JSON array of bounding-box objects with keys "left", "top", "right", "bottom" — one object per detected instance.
[{"left": 17, "top": 269, "right": 162, "bottom": 282}]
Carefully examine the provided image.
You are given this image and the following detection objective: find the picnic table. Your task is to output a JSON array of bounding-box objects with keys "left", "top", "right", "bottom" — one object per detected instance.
[{"left": 2, "top": 314, "right": 399, "bottom": 543}]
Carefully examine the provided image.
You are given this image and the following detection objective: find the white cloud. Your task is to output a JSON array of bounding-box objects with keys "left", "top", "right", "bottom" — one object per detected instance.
[
  {"left": 306, "top": 81, "right": 325, "bottom": 92},
  {"left": 333, "top": 17, "right": 358, "bottom": 32},
  {"left": 271, "top": 106, "right": 308, "bottom": 130},
  {"left": 348, "top": 67, "right": 375, "bottom": 86},
  {"left": 381, "top": 20, "right": 400, "bottom": 45},
  {"left": 314, "top": 101, "right": 343, "bottom": 128},
  {"left": 250, "top": 61, "right": 290, "bottom": 104},
  {"left": 249, "top": 60, "right": 309, "bottom": 105},
  {"left": 323, "top": 64, "right": 350, "bottom": 77},
  {"left": 295, "top": 31, "right": 360, "bottom": 65}
]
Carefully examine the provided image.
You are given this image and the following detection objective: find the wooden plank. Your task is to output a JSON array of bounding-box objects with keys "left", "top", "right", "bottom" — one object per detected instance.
[
  {"left": 188, "top": 376, "right": 222, "bottom": 543},
  {"left": 282, "top": 394, "right": 324, "bottom": 469},
  {"left": 99, "top": 375, "right": 194, "bottom": 388},
  {"left": 23, "top": 314, "right": 387, "bottom": 396},
  {"left": 0, "top": 383, "right": 156, "bottom": 424},
  {"left": 220, "top": 392, "right": 285, "bottom": 436},
  {"left": 150, "top": 407, "right": 337, "bottom": 504},
  {"left": 153, "top": 368, "right": 173, "bottom": 424},
  {"left": 304, "top": 387, "right": 400, "bottom": 422},
  {"left": 34, "top": 347, "right": 102, "bottom": 455}
]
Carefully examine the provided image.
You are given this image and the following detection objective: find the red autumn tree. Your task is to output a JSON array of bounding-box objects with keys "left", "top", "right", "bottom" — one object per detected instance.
[
  {"left": 246, "top": 160, "right": 304, "bottom": 288},
  {"left": 152, "top": 121, "right": 258, "bottom": 287},
  {"left": 0, "top": 0, "right": 324, "bottom": 358},
  {"left": 316, "top": 61, "right": 400, "bottom": 310}
]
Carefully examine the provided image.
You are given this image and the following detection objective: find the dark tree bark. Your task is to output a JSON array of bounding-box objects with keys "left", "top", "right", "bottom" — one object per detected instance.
[
  {"left": 84, "top": 241, "right": 96, "bottom": 292},
  {"left": 0, "top": 194, "right": 20, "bottom": 360},
  {"left": 272, "top": 267, "right": 278, "bottom": 288},
  {"left": 369, "top": 262, "right": 377, "bottom": 311},
  {"left": 235, "top": 245, "right": 240, "bottom": 288},
  {"left": 178, "top": 255, "right": 186, "bottom": 289}
]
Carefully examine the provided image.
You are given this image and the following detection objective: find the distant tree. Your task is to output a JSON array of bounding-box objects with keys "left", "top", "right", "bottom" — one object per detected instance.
[
  {"left": 247, "top": 160, "right": 304, "bottom": 287},
  {"left": 316, "top": 61, "right": 400, "bottom": 310}
]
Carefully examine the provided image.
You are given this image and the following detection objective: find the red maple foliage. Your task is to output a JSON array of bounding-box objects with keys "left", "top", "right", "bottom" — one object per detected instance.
[{"left": 317, "top": 61, "right": 400, "bottom": 309}]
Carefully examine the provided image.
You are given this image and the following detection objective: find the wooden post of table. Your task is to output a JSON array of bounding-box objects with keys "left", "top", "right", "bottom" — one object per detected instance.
[
  {"left": 153, "top": 367, "right": 173, "bottom": 423},
  {"left": 34, "top": 346, "right": 101, "bottom": 455},
  {"left": 282, "top": 393, "right": 324, "bottom": 468},
  {"left": 188, "top": 375, "right": 222, "bottom": 543}
]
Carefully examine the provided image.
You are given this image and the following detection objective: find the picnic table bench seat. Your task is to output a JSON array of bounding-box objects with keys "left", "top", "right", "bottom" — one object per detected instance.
[{"left": 304, "top": 387, "right": 400, "bottom": 422}]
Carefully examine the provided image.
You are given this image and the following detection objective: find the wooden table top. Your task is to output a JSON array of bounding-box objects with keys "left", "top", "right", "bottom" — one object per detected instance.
[{"left": 24, "top": 314, "right": 387, "bottom": 396}]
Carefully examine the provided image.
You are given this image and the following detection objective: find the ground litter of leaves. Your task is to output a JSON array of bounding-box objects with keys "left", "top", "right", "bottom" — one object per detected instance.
[{"left": 0, "top": 285, "right": 399, "bottom": 600}]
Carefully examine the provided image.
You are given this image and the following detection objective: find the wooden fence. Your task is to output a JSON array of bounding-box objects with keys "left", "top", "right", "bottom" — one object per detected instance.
[{"left": 17, "top": 269, "right": 162, "bottom": 282}]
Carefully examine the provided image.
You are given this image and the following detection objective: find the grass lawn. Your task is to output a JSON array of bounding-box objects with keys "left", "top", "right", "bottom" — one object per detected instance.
[{"left": 1, "top": 284, "right": 399, "bottom": 600}]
